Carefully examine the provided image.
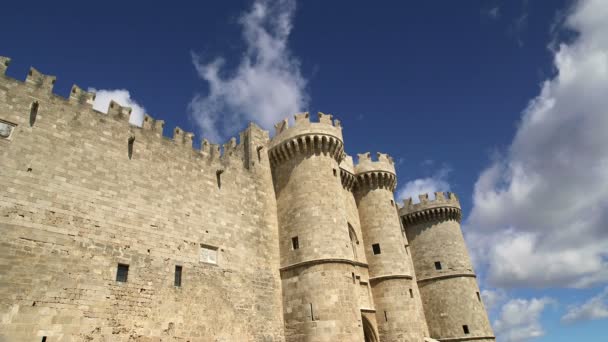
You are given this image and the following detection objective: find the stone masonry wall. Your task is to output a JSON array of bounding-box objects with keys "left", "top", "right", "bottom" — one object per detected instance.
[{"left": 0, "top": 65, "right": 284, "bottom": 342}]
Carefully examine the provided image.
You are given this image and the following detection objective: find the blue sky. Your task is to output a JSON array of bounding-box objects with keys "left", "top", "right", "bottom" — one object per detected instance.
[{"left": 3, "top": 0, "right": 608, "bottom": 341}]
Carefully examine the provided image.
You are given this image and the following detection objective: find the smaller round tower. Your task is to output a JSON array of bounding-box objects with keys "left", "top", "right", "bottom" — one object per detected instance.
[
  {"left": 354, "top": 152, "right": 429, "bottom": 341},
  {"left": 399, "top": 192, "right": 494, "bottom": 342}
]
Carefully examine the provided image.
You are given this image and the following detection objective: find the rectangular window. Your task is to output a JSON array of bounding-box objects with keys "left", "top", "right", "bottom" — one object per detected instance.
[
  {"left": 384, "top": 310, "right": 388, "bottom": 322},
  {"left": 463, "top": 325, "right": 470, "bottom": 334},
  {"left": 372, "top": 243, "right": 381, "bottom": 255},
  {"left": 175, "top": 265, "right": 182, "bottom": 287},
  {"left": 477, "top": 291, "right": 481, "bottom": 302},
  {"left": 200, "top": 245, "right": 218, "bottom": 264},
  {"left": 41, "top": 337, "right": 47, "bottom": 342},
  {"left": 409, "top": 288, "right": 414, "bottom": 298},
  {"left": 310, "top": 303, "right": 315, "bottom": 321},
  {"left": 116, "top": 264, "right": 129, "bottom": 282},
  {"left": 434, "top": 261, "right": 442, "bottom": 270},
  {"left": 292, "top": 236, "right": 299, "bottom": 250}
]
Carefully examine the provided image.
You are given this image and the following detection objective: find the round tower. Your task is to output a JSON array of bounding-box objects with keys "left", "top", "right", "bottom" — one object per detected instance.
[
  {"left": 354, "top": 152, "right": 429, "bottom": 341},
  {"left": 269, "top": 112, "right": 364, "bottom": 341},
  {"left": 399, "top": 192, "right": 494, "bottom": 342}
]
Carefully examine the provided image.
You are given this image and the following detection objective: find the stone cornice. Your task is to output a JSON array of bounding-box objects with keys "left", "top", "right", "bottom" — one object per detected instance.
[
  {"left": 354, "top": 170, "right": 397, "bottom": 192},
  {"left": 401, "top": 205, "right": 462, "bottom": 226},
  {"left": 268, "top": 133, "right": 344, "bottom": 167},
  {"left": 279, "top": 258, "right": 368, "bottom": 272}
]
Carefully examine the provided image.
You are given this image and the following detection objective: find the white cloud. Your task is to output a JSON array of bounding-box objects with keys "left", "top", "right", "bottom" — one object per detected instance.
[
  {"left": 189, "top": 0, "right": 308, "bottom": 142},
  {"left": 494, "top": 297, "right": 554, "bottom": 342},
  {"left": 562, "top": 287, "right": 608, "bottom": 323},
  {"left": 89, "top": 88, "right": 146, "bottom": 127},
  {"left": 466, "top": 0, "right": 608, "bottom": 289},
  {"left": 396, "top": 167, "right": 450, "bottom": 203},
  {"left": 482, "top": 288, "right": 507, "bottom": 313}
]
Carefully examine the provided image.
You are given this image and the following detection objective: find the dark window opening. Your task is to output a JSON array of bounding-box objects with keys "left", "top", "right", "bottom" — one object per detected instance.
[
  {"left": 216, "top": 170, "right": 224, "bottom": 189},
  {"left": 292, "top": 236, "right": 299, "bottom": 250},
  {"left": 352, "top": 272, "right": 356, "bottom": 284},
  {"left": 463, "top": 325, "right": 470, "bottom": 334},
  {"left": 174, "top": 265, "right": 182, "bottom": 287},
  {"left": 477, "top": 291, "right": 481, "bottom": 302},
  {"left": 29, "top": 101, "right": 39, "bottom": 127},
  {"left": 116, "top": 263, "right": 129, "bottom": 282},
  {"left": 41, "top": 337, "right": 47, "bottom": 342},
  {"left": 434, "top": 261, "right": 442, "bottom": 270},
  {"left": 372, "top": 243, "right": 381, "bottom": 255},
  {"left": 128, "top": 136, "right": 135, "bottom": 160},
  {"left": 310, "top": 303, "right": 315, "bottom": 321},
  {"left": 409, "top": 288, "right": 414, "bottom": 298},
  {"left": 390, "top": 199, "right": 394, "bottom": 206},
  {"left": 384, "top": 311, "right": 388, "bottom": 322},
  {"left": 333, "top": 168, "right": 337, "bottom": 177},
  {"left": 256, "top": 146, "right": 263, "bottom": 162}
]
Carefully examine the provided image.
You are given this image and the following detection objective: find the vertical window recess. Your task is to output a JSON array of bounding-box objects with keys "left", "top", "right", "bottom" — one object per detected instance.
[
  {"left": 216, "top": 170, "right": 224, "bottom": 189},
  {"left": 29, "top": 101, "right": 39, "bottom": 127},
  {"left": 116, "top": 263, "right": 129, "bottom": 282},
  {"left": 175, "top": 265, "right": 182, "bottom": 287},
  {"left": 384, "top": 311, "right": 388, "bottom": 322},
  {"left": 310, "top": 303, "right": 315, "bottom": 321},
  {"left": 409, "top": 288, "right": 414, "bottom": 298},
  {"left": 463, "top": 325, "right": 470, "bottom": 334},
  {"left": 477, "top": 291, "right": 481, "bottom": 302},
  {"left": 434, "top": 261, "right": 442, "bottom": 270},
  {"left": 291, "top": 236, "right": 299, "bottom": 250},
  {"left": 372, "top": 243, "right": 381, "bottom": 255},
  {"left": 128, "top": 136, "right": 135, "bottom": 160}
]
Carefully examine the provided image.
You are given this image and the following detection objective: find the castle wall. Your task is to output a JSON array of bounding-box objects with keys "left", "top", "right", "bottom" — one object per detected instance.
[
  {"left": 401, "top": 194, "right": 494, "bottom": 342},
  {"left": 0, "top": 67, "right": 285, "bottom": 341},
  {"left": 354, "top": 154, "right": 428, "bottom": 342}
]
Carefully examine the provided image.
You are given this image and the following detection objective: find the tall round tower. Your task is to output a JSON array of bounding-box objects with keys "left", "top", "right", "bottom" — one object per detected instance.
[
  {"left": 269, "top": 112, "right": 364, "bottom": 341},
  {"left": 354, "top": 152, "right": 429, "bottom": 341},
  {"left": 399, "top": 192, "right": 494, "bottom": 341}
]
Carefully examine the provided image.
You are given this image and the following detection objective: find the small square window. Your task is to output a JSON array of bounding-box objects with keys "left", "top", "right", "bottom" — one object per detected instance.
[
  {"left": 463, "top": 325, "right": 470, "bottom": 334},
  {"left": 372, "top": 243, "right": 381, "bottom": 255},
  {"left": 116, "top": 264, "right": 129, "bottom": 282},
  {"left": 200, "top": 245, "right": 218, "bottom": 264},
  {"left": 292, "top": 236, "right": 299, "bottom": 250},
  {"left": 175, "top": 265, "right": 182, "bottom": 287},
  {"left": 434, "top": 261, "right": 442, "bottom": 270}
]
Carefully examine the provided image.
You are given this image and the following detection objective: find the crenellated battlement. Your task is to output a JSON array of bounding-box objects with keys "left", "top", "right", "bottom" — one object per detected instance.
[
  {"left": 268, "top": 112, "right": 344, "bottom": 166},
  {"left": 399, "top": 192, "right": 461, "bottom": 226},
  {"left": 0, "top": 56, "right": 270, "bottom": 170},
  {"left": 353, "top": 152, "right": 397, "bottom": 191}
]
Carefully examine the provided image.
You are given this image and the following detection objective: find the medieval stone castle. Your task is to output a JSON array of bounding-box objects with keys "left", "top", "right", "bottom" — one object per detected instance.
[{"left": 0, "top": 56, "right": 494, "bottom": 342}]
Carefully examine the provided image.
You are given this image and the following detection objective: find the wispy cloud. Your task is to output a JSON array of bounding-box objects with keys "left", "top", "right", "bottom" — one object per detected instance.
[
  {"left": 493, "top": 297, "right": 554, "bottom": 342},
  {"left": 466, "top": 0, "right": 608, "bottom": 290},
  {"left": 562, "top": 287, "right": 608, "bottom": 323},
  {"left": 189, "top": 0, "right": 308, "bottom": 142},
  {"left": 89, "top": 88, "right": 146, "bottom": 127}
]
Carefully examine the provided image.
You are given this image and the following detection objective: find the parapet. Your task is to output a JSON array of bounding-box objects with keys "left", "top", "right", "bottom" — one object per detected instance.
[
  {"left": 353, "top": 152, "right": 397, "bottom": 191},
  {"left": 0, "top": 56, "right": 271, "bottom": 171},
  {"left": 268, "top": 112, "right": 344, "bottom": 166},
  {"left": 399, "top": 192, "right": 461, "bottom": 226}
]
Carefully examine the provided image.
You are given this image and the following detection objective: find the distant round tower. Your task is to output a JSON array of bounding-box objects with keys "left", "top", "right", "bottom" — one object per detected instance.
[
  {"left": 354, "top": 152, "right": 429, "bottom": 341},
  {"left": 399, "top": 192, "right": 495, "bottom": 342},
  {"left": 269, "top": 112, "right": 364, "bottom": 341}
]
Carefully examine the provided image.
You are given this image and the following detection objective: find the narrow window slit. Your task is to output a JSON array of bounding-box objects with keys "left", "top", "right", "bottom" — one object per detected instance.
[
  {"left": 292, "top": 236, "right": 299, "bottom": 250},
  {"left": 41, "top": 337, "right": 47, "bottom": 342},
  {"left": 384, "top": 311, "right": 388, "bottom": 322},
  {"left": 409, "top": 289, "right": 414, "bottom": 298},
  {"left": 434, "top": 261, "right": 442, "bottom": 270},
  {"left": 29, "top": 101, "right": 39, "bottom": 127},
  {"left": 216, "top": 170, "right": 224, "bottom": 189},
  {"left": 463, "top": 325, "right": 470, "bottom": 334},
  {"left": 310, "top": 303, "right": 315, "bottom": 321},
  {"left": 257, "top": 146, "right": 263, "bottom": 162},
  {"left": 128, "top": 136, "right": 135, "bottom": 160},
  {"left": 477, "top": 291, "right": 481, "bottom": 302},
  {"left": 174, "top": 265, "right": 182, "bottom": 287}
]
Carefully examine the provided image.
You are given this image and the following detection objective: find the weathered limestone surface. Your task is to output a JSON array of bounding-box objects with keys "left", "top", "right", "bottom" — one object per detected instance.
[
  {"left": 0, "top": 58, "right": 494, "bottom": 342},
  {"left": 0, "top": 62, "right": 284, "bottom": 341}
]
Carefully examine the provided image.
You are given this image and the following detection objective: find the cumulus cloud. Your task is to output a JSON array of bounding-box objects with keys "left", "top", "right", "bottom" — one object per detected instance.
[
  {"left": 481, "top": 288, "right": 508, "bottom": 313},
  {"left": 396, "top": 167, "right": 450, "bottom": 203},
  {"left": 189, "top": 0, "right": 308, "bottom": 142},
  {"left": 562, "top": 287, "right": 608, "bottom": 323},
  {"left": 494, "top": 297, "right": 554, "bottom": 342},
  {"left": 90, "top": 88, "right": 146, "bottom": 127},
  {"left": 467, "top": 0, "right": 608, "bottom": 289}
]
